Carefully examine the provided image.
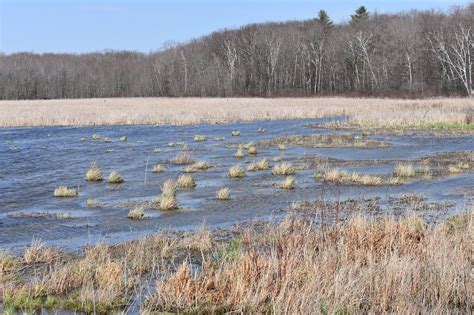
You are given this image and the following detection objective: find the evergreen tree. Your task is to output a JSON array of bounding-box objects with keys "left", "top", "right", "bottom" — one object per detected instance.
[
  {"left": 316, "top": 10, "right": 333, "bottom": 29},
  {"left": 351, "top": 6, "right": 369, "bottom": 25}
]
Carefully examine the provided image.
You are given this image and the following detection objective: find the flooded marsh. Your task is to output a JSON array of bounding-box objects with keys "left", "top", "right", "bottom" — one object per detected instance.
[{"left": 0, "top": 116, "right": 473, "bottom": 313}]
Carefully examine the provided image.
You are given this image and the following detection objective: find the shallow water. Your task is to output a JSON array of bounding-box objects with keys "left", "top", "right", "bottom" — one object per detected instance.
[{"left": 0, "top": 118, "right": 473, "bottom": 252}]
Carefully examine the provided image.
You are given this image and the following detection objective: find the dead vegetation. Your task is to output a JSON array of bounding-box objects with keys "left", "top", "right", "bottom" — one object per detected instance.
[
  {"left": 3, "top": 208, "right": 471, "bottom": 314},
  {"left": 260, "top": 133, "right": 388, "bottom": 149},
  {"left": 85, "top": 161, "right": 103, "bottom": 181},
  {"left": 1, "top": 98, "right": 471, "bottom": 129}
]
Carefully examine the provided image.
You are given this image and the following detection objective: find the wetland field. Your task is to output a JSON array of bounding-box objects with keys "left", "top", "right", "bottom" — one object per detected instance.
[{"left": 0, "top": 98, "right": 473, "bottom": 314}]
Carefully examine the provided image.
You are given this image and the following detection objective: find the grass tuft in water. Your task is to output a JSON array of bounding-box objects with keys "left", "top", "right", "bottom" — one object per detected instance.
[
  {"left": 394, "top": 163, "right": 415, "bottom": 178},
  {"left": 128, "top": 207, "right": 146, "bottom": 220},
  {"left": 229, "top": 165, "right": 245, "bottom": 178},
  {"left": 234, "top": 148, "right": 245, "bottom": 158},
  {"left": 172, "top": 153, "right": 195, "bottom": 165},
  {"left": 53, "top": 186, "right": 78, "bottom": 197},
  {"left": 272, "top": 162, "right": 296, "bottom": 175},
  {"left": 279, "top": 176, "right": 295, "bottom": 189},
  {"left": 216, "top": 187, "right": 231, "bottom": 200},
  {"left": 152, "top": 164, "right": 165, "bottom": 173},
  {"left": 85, "top": 161, "right": 103, "bottom": 181},
  {"left": 177, "top": 175, "right": 196, "bottom": 189},
  {"left": 108, "top": 170, "right": 124, "bottom": 184},
  {"left": 194, "top": 135, "right": 207, "bottom": 142}
]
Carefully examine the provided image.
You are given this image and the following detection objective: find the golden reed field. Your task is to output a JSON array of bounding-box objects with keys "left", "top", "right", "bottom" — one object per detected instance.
[{"left": 0, "top": 97, "right": 472, "bottom": 128}]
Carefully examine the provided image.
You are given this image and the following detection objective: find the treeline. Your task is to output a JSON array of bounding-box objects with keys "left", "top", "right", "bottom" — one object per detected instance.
[{"left": 0, "top": 4, "right": 473, "bottom": 100}]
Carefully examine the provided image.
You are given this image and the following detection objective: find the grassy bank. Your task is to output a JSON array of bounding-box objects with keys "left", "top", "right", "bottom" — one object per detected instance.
[{"left": 1, "top": 206, "right": 472, "bottom": 313}]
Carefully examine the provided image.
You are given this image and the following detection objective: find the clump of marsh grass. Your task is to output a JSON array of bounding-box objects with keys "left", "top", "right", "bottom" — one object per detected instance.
[
  {"left": 228, "top": 165, "right": 245, "bottom": 178},
  {"left": 154, "top": 147, "right": 161, "bottom": 153},
  {"left": 315, "top": 168, "right": 383, "bottom": 186},
  {"left": 85, "top": 161, "right": 103, "bottom": 181},
  {"left": 152, "top": 164, "right": 165, "bottom": 173},
  {"left": 0, "top": 251, "right": 17, "bottom": 272},
  {"left": 234, "top": 148, "right": 244, "bottom": 158},
  {"left": 185, "top": 161, "right": 210, "bottom": 173},
  {"left": 272, "top": 162, "right": 296, "bottom": 175},
  {"left": 194, "top": 135, "right": 207, "bottom": 142},
  {"left": 247, "top": 146, "right": 257, "bottom": 155},
  {"left": 279, "top": 176, "right": 295, "bottom": 189},
  {"left": 158, "top": 179, "right": 179, "bottom": 211},
  {"left": 247, "top": 158, "right": 269, "bottom": 171},
  {"left": 159, "top": 194, "right": 179, "bottom": 211},
  {"left": 394, "top": 162, "right": 415, "bottom": 178},
  {"left": 91, "top": 133, "right": 101, "bottom": 140},
  {"left": 172, "top": 153, "right": 195, "bottom": 165},
  {"left": 190, "top": 160, "right": 210, "bottom": 171},
  {"left": 127, "top": 207, "right": 146, "bottom": 220},
  {"left": 216, "top": 187, "right": 231, "bottom": 200},
  {"left": 278, "top": 144, "right": 286, "bottom": 150},
  {"left": 108, "top": 170, "right": 124, "bottom": 184},
  {"left": 231, "top": 130, "right": 241, "bottom": 136},
  {"left": 23, "top": 239, "right": 64, "bottom": 264},
  {"left": 177, "top": 175, "right": 196, "bottom": 189},
  {"left": 448, "top": 162, "right": 470, "bottom": 174},
  {"left": 119, "top": 136, "right": 127, "bottom": 142},
  {"left": 53, "top": 186, "right": 78, "bottom": 197},
  {"left": 161, "top": 179, "right": 177, "bottom": 196},
  {"left": 86, "top": 199, "right": 101, "bottom": 208}
]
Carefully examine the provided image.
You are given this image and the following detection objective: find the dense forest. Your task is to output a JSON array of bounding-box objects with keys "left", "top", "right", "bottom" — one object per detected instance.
[{"left": 0, "top": 4, "right": 473, "bottom": 100}]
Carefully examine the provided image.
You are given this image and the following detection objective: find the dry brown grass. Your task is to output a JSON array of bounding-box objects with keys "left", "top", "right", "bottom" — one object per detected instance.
[
  {"left": 127, "top": 207, "right": 146, "bottom": 220},
  {"left": 247, "top": 158, "right": 270, "bottom": 172},
  {"left": 228, "top": 165, "right": 245, "bottom": 178},
  {"left": 171, "top": 153, "right": 195, "bottom": 165},
  {"left": 152, "top": 164, "right": 165, "bottom": 173},
  {"left": 2, "top": 208, "right": 472, "bottom": 314},
  {"left": 315, "top": 168, "right": 384, "bottom": 186},
  {"left": 394, "top": 162, "right": 415, "bottom": 178},
  {"left": 0, "top": 97, "right": 471, "bottom": 127},
  {"left": 279, "top": 176, "right": 295, "bottom": 189},
  {"left": 53, "top": 186, "right": 78, "bottom": 197},
  {"left": 177, "top": 175, "right": 196, "bottom": 189},
  {"left": 107, "top": 170, "right": 124, "bottom": 184},
  {"left": 272, "top": 162, "right": 296, "bottom": 175},
  {"left": 85, "top": 161, "right": 103, "bottom": 181},
  {"left": 147, "top": 210, "right": 473, "bottom": 313},
  {"left": 216, "top": 187, "right": 231, "bottom": 200}
]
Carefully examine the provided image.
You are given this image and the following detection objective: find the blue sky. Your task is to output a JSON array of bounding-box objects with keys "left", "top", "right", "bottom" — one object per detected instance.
[{"left": 1, "top": 0, "right": 470, "bottom": 53}]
